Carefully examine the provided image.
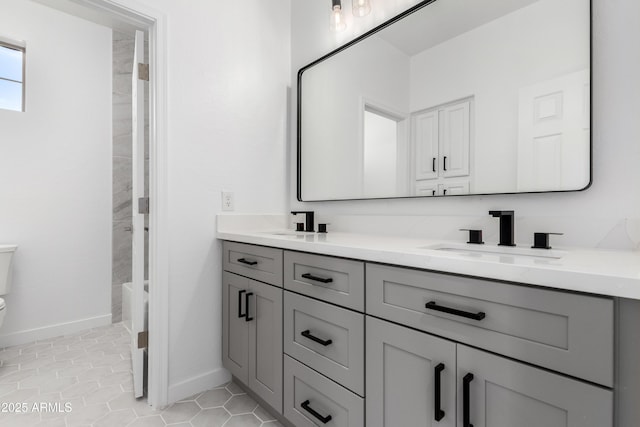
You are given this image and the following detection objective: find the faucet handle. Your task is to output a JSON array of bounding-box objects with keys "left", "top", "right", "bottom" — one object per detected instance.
[
  {"left": 531, "top": 232, "right": 563, "bottom": 249},
  {"left": 460, "top": 229, "right": 484, "bottom": 245},
  {"left": 489, "top": 210, "right": 514, "bottom": 217}
]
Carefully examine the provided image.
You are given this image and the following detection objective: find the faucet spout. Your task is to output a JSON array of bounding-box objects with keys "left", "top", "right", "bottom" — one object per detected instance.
[
  {"left": 489, "top": 210, "right": 515, "bottom": 247},
  {"left": 291, "top": 211, "right": 315, "bottom": 232}
]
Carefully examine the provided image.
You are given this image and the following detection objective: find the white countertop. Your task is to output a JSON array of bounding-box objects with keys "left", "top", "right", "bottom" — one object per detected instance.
[{"left": 217, "top": 229, "right": 640, "bottom": 300}]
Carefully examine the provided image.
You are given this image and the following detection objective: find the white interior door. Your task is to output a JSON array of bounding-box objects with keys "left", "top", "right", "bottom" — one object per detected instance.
[
  {"left": 131, "top": 29, "right": 146, "bottom": 399},
  {"left": 517, "top": 69, "right": 590, "bottom": 191}
]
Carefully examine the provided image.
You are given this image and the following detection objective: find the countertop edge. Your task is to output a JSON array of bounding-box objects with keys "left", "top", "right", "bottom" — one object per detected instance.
[{"left": 216, "top": 231, "right": 640, "bottom": 300}]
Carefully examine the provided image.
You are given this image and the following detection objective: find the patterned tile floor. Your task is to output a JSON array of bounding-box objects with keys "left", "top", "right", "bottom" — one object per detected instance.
[{"left": 0, "top": 323, "right": 282, "bottom": 427}]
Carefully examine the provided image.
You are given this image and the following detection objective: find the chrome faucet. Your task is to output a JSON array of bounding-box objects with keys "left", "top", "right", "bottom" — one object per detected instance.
[
  {"left": 489, "top": 210, "right": 515, "bottom": 246},
  {"left": 291, "top": 211, "right": 315, "bottom": 232}
]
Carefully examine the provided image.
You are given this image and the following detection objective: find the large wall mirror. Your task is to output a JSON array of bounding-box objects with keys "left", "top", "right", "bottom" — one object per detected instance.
[{"left": 298, "top": 0, "right": 591, "bottom": 201}]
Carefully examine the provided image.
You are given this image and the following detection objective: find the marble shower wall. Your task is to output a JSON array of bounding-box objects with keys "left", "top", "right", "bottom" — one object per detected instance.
[
  {"left": 112, "top": 30, "right": 133, "bottom": 323},
  {"left": 112, "top": 31, "right": 149, "bottom": 323}
]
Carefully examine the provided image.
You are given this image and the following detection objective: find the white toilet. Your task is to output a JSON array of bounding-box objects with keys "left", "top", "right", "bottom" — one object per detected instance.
[{"left": 0, "top": 245, "right": 18, "bottom": 328}]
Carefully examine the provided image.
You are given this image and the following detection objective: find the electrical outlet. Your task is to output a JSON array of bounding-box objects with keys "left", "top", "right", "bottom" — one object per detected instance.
[{"left": 221, "top": 191, "right": 234, "bottom": 211}]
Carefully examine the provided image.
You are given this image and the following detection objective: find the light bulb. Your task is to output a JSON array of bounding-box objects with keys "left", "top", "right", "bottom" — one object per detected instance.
[
  {"left": 330, "top": 4, "right": 346, "bottom": 32},
  {"left": 352, "top": 0, "right": 371, "bottom": 17}
]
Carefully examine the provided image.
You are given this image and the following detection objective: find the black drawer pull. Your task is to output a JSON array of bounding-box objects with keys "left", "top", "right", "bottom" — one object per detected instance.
[
  {"left": 301, "top": 273, "right": 333, "bottom": 284},
  {"left": 237, "top": 258, "right": 258, "bottom": 266},
  {"left": 301, "top": 330, "right": 333, "bottom": 346},
  {"left": 434, "top": 363, "right": 445, "bottom": 421},
  {"left": 463, "top": 373, "right": 474, "bottom": 427},
  {"left": 425, "top": 301, "right": 486, "bottom": 321},
  {"left": 432, "top": 157, "right": 436, "bottom": 172},
  {"left": 443, "top": 156, "right": 448, "bottom": 171},
  {"left": 301, "top": 400, "right": 332, "bottom": 424},
  {"left": 238, "top": 290, "right": 246, "bottom": 319},
  {"left": 245, "top": 292, "right": 254, "bottom": 322}
]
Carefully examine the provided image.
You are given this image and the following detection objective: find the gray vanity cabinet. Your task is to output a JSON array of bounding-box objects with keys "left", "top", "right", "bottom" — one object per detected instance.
[
  {"left": 367, "top": 316, "right": 613, "bottom": 427},
  {"left": 366, "top": 316, "right": 456, "bottom": 427},
  {"left": 458, "top": 345, "right": 613, "bottom": 427},
  {"left": 221, "top": 241, "right": 621, "bottom": 426},
  {"left": 222, "top": 271, "right": 283, "bottom": 413}
]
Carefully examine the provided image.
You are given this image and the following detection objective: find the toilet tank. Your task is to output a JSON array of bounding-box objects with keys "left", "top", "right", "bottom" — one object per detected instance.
[{"left": 0, "top": 245, "right": 17, "bottom": 295}]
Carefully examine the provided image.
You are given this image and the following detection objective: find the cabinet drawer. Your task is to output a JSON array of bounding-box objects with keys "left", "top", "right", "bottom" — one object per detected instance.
[
  {"left": 223, "top": 241, "right": 283, "bottom": 286},
  {"left": 284, "top": 291, "right": 364, "bottom": 395},
  {"left": 284, "top": 251, "right": 364, "bottom": 311},
  {"left": 284, "top": 355, "right": 364, "bottom": 427},
  {"left": 366, "top": 263, "right": 614, "bottom": 387}
]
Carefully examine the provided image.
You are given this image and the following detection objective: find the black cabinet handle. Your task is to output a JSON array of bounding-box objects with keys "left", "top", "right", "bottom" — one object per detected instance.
[
  {"left": 432, "top": 190, "right": 436, "bottom": 196},
  {"left": 434, "top": 363, "right": 445, "bottom": 421},
  {"left": 432, "top": 157, "right": 436, "bottom": 172},
  {"left": 443, "top": 156, "right": 447, "bottom": 171},
  {"left": 443, "top": 189, "right": 447, "bottom": 196},
  {"left": 425, "top": 301, "right": 486, "bottom": 321},
  {"left": 244, "top": 292, "right": 254, "bottom": 322},
  {"left": 463, "top": 373, "right": 474, "bottom": 427},
  {"left": 301, "top": 400, "right": 332, "bottom": 424},
  {"left": 238, "top": 290, "right": 246, "bottom": 319},
  {"left": 301, "top": 330, "right": 333, "bottom": 346},
  {"left": 237, "top": 258, "right": 258, "bottom": 266},
  {"left": 301, "top": 273, "right": 333, "bottom": 284}
]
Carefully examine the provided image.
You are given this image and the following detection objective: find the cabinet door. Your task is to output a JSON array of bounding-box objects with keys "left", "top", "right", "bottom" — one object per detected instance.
[
  {"left": 222, "top": 272, "right": 249, "bottom": 384},
  {"left": 248, "top": 279, "right": 283, "bottom": 413},
  {"left": 457, "top": 345, "right": 612, "bottom": 427},
  {"left": 366, "top": 317, "right": 456, "bottom": 427},
  {"left": 440, "top": 101, "right": 470, "bottom": 178},
  {"left": 415, "top": 180, "right": 438, "bottom": 197},
  {"left": 439, "top": 181, "right": 469, "bottom": 196},
  {"left": 413, "top": 110, "right": 439, "bottom": 180}
]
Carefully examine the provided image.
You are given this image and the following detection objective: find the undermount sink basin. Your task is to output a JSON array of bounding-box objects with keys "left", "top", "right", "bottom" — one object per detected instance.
[
  {"left": 265, "top": 231, "right": 300, "bottom": 236},
  {"left": 423, "top": 242, "right": 565, "bottom": 260},
  {"left": 261, "top": 230, "right": 310, "bottom": 237}
]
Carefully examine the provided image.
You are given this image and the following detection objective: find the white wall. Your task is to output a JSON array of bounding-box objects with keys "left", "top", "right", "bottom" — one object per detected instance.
[
  {"left": 115, "top": 0, "right": 290, "bottom": 401},
  {"left": 0, "top": 1, "right": 113, "bottom": 345},
  {"left": 291, "top": 0, "right": 640, "bottom": 251}
]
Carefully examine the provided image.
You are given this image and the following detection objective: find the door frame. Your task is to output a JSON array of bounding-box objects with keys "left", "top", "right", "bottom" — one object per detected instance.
[{"left": 53, "top": 0, "right": 170, "bottom": 409}]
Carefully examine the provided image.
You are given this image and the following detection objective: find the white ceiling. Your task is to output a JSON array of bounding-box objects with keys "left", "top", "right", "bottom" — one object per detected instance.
[{"left": 378, "top": 0, "right": 542, "bottom": 56}]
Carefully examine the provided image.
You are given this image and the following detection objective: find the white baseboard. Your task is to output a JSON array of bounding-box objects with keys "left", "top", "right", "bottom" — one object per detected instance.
[
  {"left": 0, "top": 314, "right": 112, "bottom": 348},
  {"left": 168, "top": 367, "right": 231, "bottom": 404}
]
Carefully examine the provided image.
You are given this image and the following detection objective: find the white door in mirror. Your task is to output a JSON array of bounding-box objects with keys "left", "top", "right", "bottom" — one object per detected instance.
[{"left": 517, "top": 69, "right": 590, "bottom": 192}]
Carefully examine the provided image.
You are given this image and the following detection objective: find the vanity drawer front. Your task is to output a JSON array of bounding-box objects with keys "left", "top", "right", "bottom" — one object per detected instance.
[
  {"left": 366, "top": 263, "right": 614, "bottom": 387},
  {"left": 284, "top": 291, "right": 364, "bottom": 395},
  {"left": 284, "top": 251, "right": 364, "bottom": 311},
  {"left": 284, "top": 355, "right": 364, "bottom": 427},
  {"left": 223, "top": 241, "right": 283, "bottom": 286}
]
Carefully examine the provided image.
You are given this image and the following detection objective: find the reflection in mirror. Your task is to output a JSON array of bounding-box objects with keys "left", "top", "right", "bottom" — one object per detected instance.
[
  {"left": 363, "top": 105, "right": 408, "bottom": 198},
  {"left": 298, "top": 0, "right": 591, "bottom": 201}
]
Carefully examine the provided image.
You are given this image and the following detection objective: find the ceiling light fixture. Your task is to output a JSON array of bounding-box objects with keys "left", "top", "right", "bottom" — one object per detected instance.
[
  {"left": 330, "top": 0, "right": 347, "bottom": 32},
  {"left": 352, "top": 0, "right": 371, "bottom": 17}
]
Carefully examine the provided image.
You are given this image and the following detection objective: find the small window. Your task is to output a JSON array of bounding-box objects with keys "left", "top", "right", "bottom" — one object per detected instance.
[{"left": 0, "top": 41, "right": 25, "bottom": 112}]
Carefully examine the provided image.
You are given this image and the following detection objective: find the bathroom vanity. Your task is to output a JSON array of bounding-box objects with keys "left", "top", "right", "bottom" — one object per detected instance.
[
  {"left": 216, "top": 0, "right": 631, "bottom": 424},
  {"left": 218, "top": 227, "right": 640, "bottom": 427}
]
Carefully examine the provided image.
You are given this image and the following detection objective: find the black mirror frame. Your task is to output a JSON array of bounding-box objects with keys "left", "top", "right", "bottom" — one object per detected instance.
[{"left": 297, "top": 0, "right": 592, "bottom": 202}]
